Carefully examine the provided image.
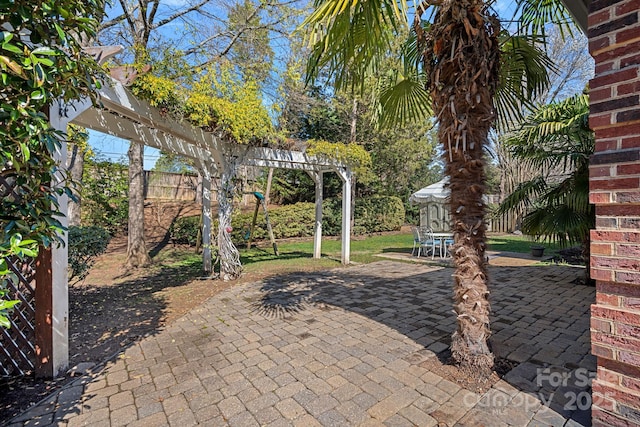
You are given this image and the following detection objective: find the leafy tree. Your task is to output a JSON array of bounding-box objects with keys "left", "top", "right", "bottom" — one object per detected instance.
[
  {"left": 82, "top": 155, "right": 129, "bottom": 235},
  {"left": 303, "top": 0, "right": 572, "bottom": 372},
  {"left": 0, "top": 0, "right": 105, "bottom": 327},
  {"left": 276, "top": 35, "right": 440, "bottom": 210},
  {"left": 498, "top": 93, "right": 594, "bottom": 283}
]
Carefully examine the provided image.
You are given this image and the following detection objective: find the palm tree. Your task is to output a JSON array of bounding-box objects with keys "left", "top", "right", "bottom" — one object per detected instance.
[
  {"left": 303, "top": 0, "right": 573, "bottom": 373},
  {"left": 499, "top": 93, "right": 594, "bottom": 283}
]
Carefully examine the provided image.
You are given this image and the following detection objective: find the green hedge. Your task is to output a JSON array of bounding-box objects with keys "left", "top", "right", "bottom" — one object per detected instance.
[
  {"left": 354, "top": 195, "right": 405, "bottom": 234},
  {"left": 170, "top": 195, "right": 405, "bottom": 246},
  {"left": 169, "top": 215, "right": 200, "bottom": 246}
]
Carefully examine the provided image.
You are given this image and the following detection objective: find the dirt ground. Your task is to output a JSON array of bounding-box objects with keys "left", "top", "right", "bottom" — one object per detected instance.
[{"left": 0, "top": 201, "right": 550, "bottom": 423}]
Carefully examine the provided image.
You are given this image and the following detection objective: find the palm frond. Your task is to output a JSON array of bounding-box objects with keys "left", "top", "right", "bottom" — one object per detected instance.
[
  {"left": 496, "top": 33, "right": 552, "bottom": 130},
  {"left": 302, "top": 0, "right": 409, "bottom": 91},
  {"left": 521, "top": 204, "right": 591, "bottom": 247},
  {"left": 377, "top": 71, "right": 432, "bottom": 128},
  {"left": 500, "top": 91, "right": 594, "bottom": 246},
  {"left": 506, "top": 93, "right": 590, "bottom": 170},
  {"left": 514, "top": 0, "right": 574, "bottom": 39},
  {"left": 497, "top": 175, "right": 548, "bottom": 215}
]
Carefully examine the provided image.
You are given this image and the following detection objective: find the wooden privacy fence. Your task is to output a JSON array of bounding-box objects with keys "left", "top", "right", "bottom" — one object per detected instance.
[
  {"left": 486, "top": 210, "right": 521, "bottom": 233},
  {"left": 143, "top": 169, "right": 259, "bottom": 205},
  {"left": 144, "top": 171, "right": 202, "bottom": 202}
]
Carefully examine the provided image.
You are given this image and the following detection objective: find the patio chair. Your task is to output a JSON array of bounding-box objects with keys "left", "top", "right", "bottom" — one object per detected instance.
[
  {"left": 419, "top": 227, "right": 442, "bottom": 259},
  {"left": 442, "top": 236, "right": 455, "bottom": 258},
  {"left": 411, "top": 226, "right": 423, "bottom": 256}
]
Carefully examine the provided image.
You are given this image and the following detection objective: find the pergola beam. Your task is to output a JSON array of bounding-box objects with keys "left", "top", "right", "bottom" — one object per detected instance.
[
  {"left": 73, "top": 109, "right": 217, "bottom": 166},
  {"left": 92, "top": 80, "right": 225, "bottom": 167}
]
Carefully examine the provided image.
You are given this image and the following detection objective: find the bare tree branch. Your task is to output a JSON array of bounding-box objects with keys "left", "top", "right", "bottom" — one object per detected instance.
[
  {"left": 153, "top": 0, "right": 211, "bottom": 29},
  {"left": 148, "top": 0, "right": 160, "bottom": 28},
  {"left": 100, "top": 13, "right": 128, "bottom": 31},
  {"left": 118, "top": 0, "right": 137, "bottom": 36},
  {"left": 218, "top": 2, "right": 266, "bottom": 57}
]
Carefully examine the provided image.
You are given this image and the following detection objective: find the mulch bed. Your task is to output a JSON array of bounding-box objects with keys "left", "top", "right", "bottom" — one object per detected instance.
[{"left": 420, "top": 349, "right": 519, "bottom": 395}]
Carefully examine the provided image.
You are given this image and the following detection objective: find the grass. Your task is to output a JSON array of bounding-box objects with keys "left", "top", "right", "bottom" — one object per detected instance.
[
  {"left": 486, "top": 234, "right": 560, "bottom": 254},
  {"left": 242, "top": 233, "right": 416, "bottom": 267},
  {"left": 153, "top": 231, "right": 561, "bottom": 279}
]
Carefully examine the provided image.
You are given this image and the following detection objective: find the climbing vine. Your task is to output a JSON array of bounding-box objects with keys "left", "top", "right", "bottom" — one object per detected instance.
[
  {"left": 0, "top": 0, "right": 105, "bottom": 327},
  {"left": 131, "top": 62, "right": 275, "bottom": 144},
  {"left": 306, "top": 139, "right": 373, "bottom": 181}
]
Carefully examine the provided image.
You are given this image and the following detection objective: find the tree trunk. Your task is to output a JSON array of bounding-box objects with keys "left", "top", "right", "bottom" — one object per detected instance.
[
  {"left": 125, "top": 141, "right": 151, "bottom": 268},
  {"left": 218, "top": 157, "right": 242, "bottom": 280},
  {"left": 66, "top": 142, "right": 84, "bottom": 227},
  {"left": 425, "top": 0, "right": 500, "bottom": 373}
]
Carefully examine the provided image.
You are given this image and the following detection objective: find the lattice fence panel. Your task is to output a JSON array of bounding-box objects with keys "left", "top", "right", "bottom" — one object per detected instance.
[{"left": 0, "top": 257, "right": 36, "bottom": 377}]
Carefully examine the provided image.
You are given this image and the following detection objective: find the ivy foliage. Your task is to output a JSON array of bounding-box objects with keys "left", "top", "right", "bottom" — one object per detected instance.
[
  {"left": 0, "top": 0, "right": 106, "bottom": 327},
  {"left": 131, "top": 61, "right": 275, "bottom": 145}
]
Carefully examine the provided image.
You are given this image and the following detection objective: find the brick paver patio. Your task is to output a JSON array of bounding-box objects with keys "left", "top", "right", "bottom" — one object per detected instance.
[{"left": 7, "top": 261, "right": 595, "bottom": 426}]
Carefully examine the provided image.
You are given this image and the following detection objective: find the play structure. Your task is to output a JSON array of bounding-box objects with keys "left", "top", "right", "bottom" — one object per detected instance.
[{"left": 246, "top": 192, "right": 279, "bottom": 256}]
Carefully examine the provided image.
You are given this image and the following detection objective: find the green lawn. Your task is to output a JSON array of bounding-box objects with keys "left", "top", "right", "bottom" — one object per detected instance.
[
  {"left": 241, "top": 233, "right": 415, "bottom": 269},
  {"left": 486, "top": 234, "right": 560, "bottom": 253},
  {"left": 160, "top": 232, "right": 559, "bottom": 278}
]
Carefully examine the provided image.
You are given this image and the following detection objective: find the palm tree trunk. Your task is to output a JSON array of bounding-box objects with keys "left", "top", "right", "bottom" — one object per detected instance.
[{"left": 425, "top": 0, "right": 500, "bottom": 373}]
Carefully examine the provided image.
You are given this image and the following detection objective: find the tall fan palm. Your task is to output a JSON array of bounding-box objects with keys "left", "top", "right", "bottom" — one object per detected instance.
[
  {"left": 303, "top": 0, "right": 573, "bottom": 373},
  {"left": 499, "top": 93, "right": 594, "bottom": 282}
]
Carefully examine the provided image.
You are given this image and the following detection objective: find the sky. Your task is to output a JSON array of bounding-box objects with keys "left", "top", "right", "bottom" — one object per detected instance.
[{"left": 86, "top": 0, "right": 579, "bottom": 170}]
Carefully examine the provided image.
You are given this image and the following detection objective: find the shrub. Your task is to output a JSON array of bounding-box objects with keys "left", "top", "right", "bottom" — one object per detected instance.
[
  {"left": 68, "top": 226, "right": 111, "bottom": 283},
  {"left": 169, "top": 216, "right": 201, "bottom": 245},
  {"left": 231, "top": 202, "right": 317, "bottom": 242},
  {"left": 169, "top": 196, "right": 404, "bottom": 246},
  {"left": 354, "top": 195, "right": 405, "bottom": 233}
]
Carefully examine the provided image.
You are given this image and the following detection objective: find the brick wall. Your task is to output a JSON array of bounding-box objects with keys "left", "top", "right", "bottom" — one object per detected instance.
[{"left": 588, "top": 0, "right": 640, "bottom": 425}]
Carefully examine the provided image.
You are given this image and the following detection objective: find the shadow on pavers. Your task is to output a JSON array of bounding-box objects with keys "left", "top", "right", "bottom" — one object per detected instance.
[{"left": 255, "top": 261, "right": 595, "bottom": 426}]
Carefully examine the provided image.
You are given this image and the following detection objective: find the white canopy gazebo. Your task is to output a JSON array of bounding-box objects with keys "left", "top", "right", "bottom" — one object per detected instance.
[{"left": 409, "top": 178, "right": 451, "bottom": 232}]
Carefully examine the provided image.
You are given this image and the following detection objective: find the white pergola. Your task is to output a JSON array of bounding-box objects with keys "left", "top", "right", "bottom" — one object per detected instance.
[{"left": 43, "top": 69, "right": 352, "bottom": 377}]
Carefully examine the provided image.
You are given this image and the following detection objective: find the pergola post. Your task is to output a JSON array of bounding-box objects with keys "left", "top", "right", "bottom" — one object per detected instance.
[
  {"left": 37, "top": 101, "right": 71, "bottom": 378},
  {"left": 200, "top": 162, "right": 213, "bottom": 275},
  {"left": 307, "top": 171, "right": 324, "bottom": 259},
  {"left": 336, "top": 167, "right": 352, "bottom": 265}
]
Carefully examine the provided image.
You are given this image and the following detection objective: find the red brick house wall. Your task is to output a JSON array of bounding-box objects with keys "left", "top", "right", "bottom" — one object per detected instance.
[{"left": 588, "top": 1, "right": 640, "bottom": 425}]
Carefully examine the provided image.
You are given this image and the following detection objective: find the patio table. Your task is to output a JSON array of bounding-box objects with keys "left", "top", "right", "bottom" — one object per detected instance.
[{"left": 418, "top": 232, "right": 454, "bottom": 259}]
